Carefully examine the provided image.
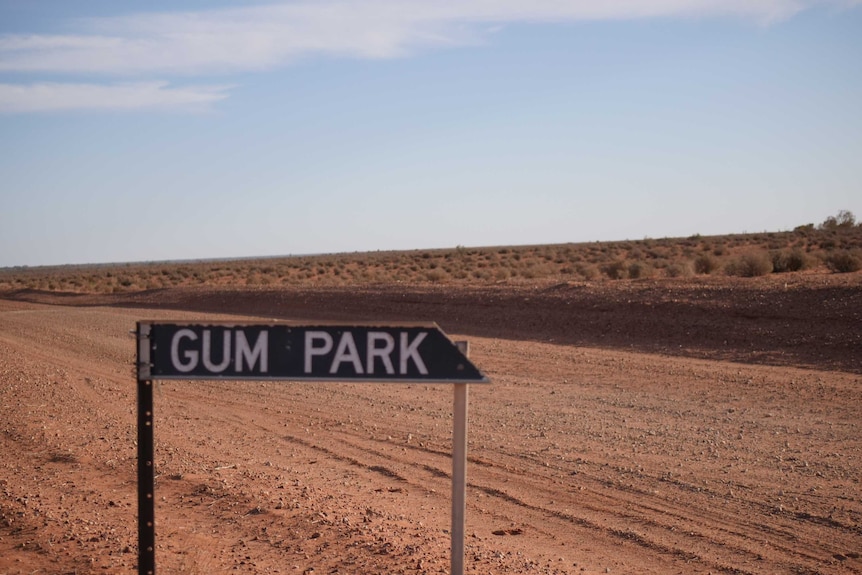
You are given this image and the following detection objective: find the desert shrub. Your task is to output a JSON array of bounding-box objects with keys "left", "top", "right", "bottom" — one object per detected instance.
[
  {"left": 602, "top": 260, "right": 627, "bottom": 280},
  {"left": 523, "top": 264, "right": 554, "bottom": 279},
  {"left": 627, "top": 262, "right": 653, "bottom": 279},
  {"left": 725, "top": 252, "right": 773, "bottom": 277},
  {"left": 664, "top": 262, "right": 693, "bottom": 278},
  {"left": 576, "top": 264, "right": 599, "bottom": 280},
  {"left": 693, "top": 254, "right": 719, "bottom": 275},
  {"left": 519, "top": 267, "right": 537, "bottom": 279},
  {"left": 823, "top": 250, "right": 862, "bottom": 273},
  {"left": 770, "top": 249, "right": 811, "bottom": 273}
]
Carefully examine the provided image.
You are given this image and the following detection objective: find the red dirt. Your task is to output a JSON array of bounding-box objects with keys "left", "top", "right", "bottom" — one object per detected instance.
[{"left": 1, "top": 274, "right": 861, "bottom": 574}]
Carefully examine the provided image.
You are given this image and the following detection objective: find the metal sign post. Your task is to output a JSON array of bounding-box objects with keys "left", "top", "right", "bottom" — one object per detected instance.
[
  {"left": 451, "top": 383, "right": 469, "bottom": 575},
  {"left": 451, "top": 342, "right": 470, "bottom": 575},
  {"left": 135, "top": 321, "right": 488, "bottom": 575},
  {"left": 136, "top": 323, "right": 156, "bottom": 575}
]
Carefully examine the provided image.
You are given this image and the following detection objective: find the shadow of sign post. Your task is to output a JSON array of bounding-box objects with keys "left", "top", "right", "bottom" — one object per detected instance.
[{"left": 136, "top": 320, "right": 489, "bottom": 575}]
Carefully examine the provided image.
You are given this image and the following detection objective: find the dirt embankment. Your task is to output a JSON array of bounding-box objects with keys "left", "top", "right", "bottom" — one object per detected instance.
[{"left": 4, "top": 273, "right": 861, "bottom": 373}]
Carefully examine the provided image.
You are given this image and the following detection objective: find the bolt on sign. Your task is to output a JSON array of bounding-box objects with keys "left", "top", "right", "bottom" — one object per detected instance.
[{"left": 135, "top": 321, "right": 488, "bottom": 575}]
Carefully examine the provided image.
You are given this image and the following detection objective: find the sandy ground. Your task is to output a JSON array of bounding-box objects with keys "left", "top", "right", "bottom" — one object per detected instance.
[{"left": 1, "top": 276, "right": 861, "bottom": 574}]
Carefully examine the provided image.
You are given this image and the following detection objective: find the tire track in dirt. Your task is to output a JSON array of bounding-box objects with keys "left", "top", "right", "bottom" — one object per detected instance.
[
  {"left": 165, "top": 375, "right": 842, "bottom": 575},
  {"left": 193, "top": 359, "right": 861, "bottom": 573}
]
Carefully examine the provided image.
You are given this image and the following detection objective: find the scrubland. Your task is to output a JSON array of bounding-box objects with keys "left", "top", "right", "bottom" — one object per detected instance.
[{"left": 2, "top": 224, "right": 862, "bottom": 294}]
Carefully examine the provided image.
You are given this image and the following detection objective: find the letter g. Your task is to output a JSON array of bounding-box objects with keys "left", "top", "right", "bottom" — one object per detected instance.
[{"left": 171, "top": 329, "right": 199, "bottom": 372}]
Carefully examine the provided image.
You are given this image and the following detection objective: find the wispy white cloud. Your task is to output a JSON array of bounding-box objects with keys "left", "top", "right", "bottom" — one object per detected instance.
[
  {"left": 0, "top": 0, "right": 857, "bottom": 113},
  {"left": 0, "top": 81, "right": 232, "bottom": 113},
  {"left": 1, "top": 0, "right": 858, "bottom": 76}
]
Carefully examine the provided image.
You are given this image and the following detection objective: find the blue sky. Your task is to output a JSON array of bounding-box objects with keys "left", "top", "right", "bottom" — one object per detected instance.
[{"left": 1, "top": 1, "right": 860, "bottom": 267}]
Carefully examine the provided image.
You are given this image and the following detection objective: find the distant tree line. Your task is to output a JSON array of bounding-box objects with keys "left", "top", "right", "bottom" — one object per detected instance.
[{"left": 794, "top": 210, "right": 858, "bottom": 233}]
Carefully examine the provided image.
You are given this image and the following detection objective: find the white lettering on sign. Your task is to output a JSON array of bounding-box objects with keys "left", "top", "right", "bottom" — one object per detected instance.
[
  {"left": 171, "top": 328, "right": 198, "bottom": 373},
  {"left": 330, "top": 332, "right": 363, "bottom": 374},
  {"left": 400, "top": 332, "right": 428, "bottom": 375},
  {"left": 305, "top": 331, "right": 334, "bottom": 372},
  {"left": 303, "top": 331, "right": 429, "bottom": 376},
  {"left": 170, "top": 329, "right": 269, "bottom": 374},
  {"left": 367, "top": 332, "right": 395, "bottom": 375},
  {"left": 202, "top": 330, "right": 230, "bottom": 372},
  {"left": 235, "top": 331, "right": 268, "bottom": 373}
]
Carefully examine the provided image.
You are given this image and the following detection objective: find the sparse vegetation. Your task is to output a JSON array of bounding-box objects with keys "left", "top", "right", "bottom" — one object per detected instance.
[{"left": 2, "top": 211, "right": 859, "bottom": 292}]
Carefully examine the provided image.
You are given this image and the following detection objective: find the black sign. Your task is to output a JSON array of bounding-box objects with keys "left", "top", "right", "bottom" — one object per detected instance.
[{"left": 137, "top": 322, "right": 488, "bottom": 383}]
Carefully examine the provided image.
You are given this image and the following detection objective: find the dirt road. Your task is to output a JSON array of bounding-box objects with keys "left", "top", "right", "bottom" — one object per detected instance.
[{"left": 1, "top": 280, "right": 861, "bottom": 574}]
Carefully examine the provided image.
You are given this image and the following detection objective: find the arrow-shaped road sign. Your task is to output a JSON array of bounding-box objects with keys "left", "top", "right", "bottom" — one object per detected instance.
[
  {"left": 134, "top": 320, "right": 487, "bottom": 575},
  {"left": 137, "top": 321, "right": 488, "bottom": 383}
]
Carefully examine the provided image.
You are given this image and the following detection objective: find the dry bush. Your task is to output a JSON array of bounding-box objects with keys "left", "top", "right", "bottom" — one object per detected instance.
[
  {"left": 725, "top": 252, "right": 773, "bottom": 277},
  {"left": 664, "top": 261, "right": 693, "bottom": 278},
  {"left": 627, "top": 262, "right": 654, "bottom": 279},
  {"left": 823, "top": 250, "right": 862, "bottom": 273},
  {"left": 520, "top": 263, "right": 555, "bottom": 279},
  {"left": 425, "top": 269, "right": 447, "bottom": 282},
  {"left": 693, "top": 254, "right": 719, "bottom": 275},
  {"left": 602, "top": 260, "right": 627, "bottom": 280},
  {"left": 819, "top": 236, "right": 839, "bottom": 250},
  {"left": 574, "top": 264, "right": 598, "bottom": 280},
  {"left": 770, "top": 249, "right": 811, "bottom": 273}
]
